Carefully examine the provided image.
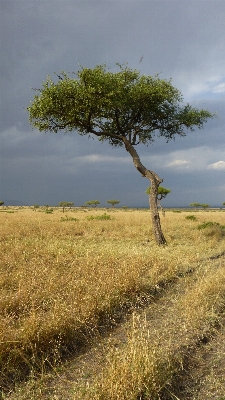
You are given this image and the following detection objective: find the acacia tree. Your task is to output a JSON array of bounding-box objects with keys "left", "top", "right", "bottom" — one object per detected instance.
[
  {"left": 85, "top": 200, "right": 100, "bottom": 208},
  {"left": 201, "top": 203, "right": 209, "bottom": 210},
  {"left": 190, "top": 202, "right": 201, "bottom": 210},
  {"left": 59, "top": 201, "right": 74, "bottom": 212},
  {"left": 27, "top": 64, "right": 214, "bottom": 245},
  {"left": 146, "top": 186, "right": 171, "bottom": 214},
  {"left": 107, "top": 200, "right": 120, "bottom": 208}
]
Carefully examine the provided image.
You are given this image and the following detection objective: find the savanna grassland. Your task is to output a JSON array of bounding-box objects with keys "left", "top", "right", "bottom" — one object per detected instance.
[{"left": 1, "top": 207, "right": 225, "bottom": 399}]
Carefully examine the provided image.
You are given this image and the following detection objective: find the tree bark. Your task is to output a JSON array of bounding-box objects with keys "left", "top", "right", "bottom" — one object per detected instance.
[{"left": 123, "top": 137, "right": 167, "bottom": 245}]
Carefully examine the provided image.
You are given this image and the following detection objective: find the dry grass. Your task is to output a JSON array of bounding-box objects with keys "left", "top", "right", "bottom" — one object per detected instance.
[
  {"left": 0, "top": 207, "right": 225, "bottom": 398},
  {"left": 72, "top": 260, "right": 225, "bottom": 399}
]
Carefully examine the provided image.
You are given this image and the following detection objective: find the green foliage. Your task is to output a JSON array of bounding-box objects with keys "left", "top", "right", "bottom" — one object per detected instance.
[
  {"left": 197, "top": 221, "right": 220, "bottom": 230},
  {"left": 85, "top": 200, "right": 100, "bottom": 207},
  {"left": 28, "top": 64, "right": 214, "bottom": 147},
  {"left": 45, "top": 208, "right": 54, "bottom": 214},
  {"left": 0, "top": 201, "right": 4, "bottom": 206},
  {"left": 201, "top": 204, "right": 209, "bottom": 209},
  {"left": 107, "top": 200, "right": 120, "bottom": 207},
  {"left": 146, "top": 186, "right": 171, "bottom": 199},
  {"left": 60, "top": 215, "right": 79, "bottom": 222},
  {"left": 59, "top": 201, "right": 74, "bottom": 212},
  {"left": 190, "top": 203, "right": 209, "bottom": 210},
  {"left": 189, "top": 202, "right": 201, "bottom": 208},
  {"left": 86, "top": 213, "right": 112, "bottom": 220},
  {"left": 197, "top": 221, "right": 225, "bottom": 239},
  {"left": 185, "top": 215, "right": 197, "bottom": 221},
  {"left": 59, "top": 201, "right": 74, "bottom": 208}
]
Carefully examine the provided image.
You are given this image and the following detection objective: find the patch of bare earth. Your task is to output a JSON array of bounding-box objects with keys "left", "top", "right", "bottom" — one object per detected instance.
[{"left": 167, "top": 319, "right": 225, "bottom": 400}]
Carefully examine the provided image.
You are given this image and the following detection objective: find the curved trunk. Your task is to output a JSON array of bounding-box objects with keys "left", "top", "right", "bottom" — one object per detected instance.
[
  {"left": 148, "top": 176, "right": 166, "bottom": 244},
  {"left": 123, "top": 137, "right": 166, "bottom": 245}
]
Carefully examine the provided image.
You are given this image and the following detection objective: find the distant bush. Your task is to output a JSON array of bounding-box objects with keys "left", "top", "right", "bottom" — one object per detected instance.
[
  {"left": 197, "top": 221, "right": 220, "bottom": 230},
  {"left": 185, "top": 215, "right": 197, "bottom": 221},
  {"left": 60, "top": 215, "right": 79, "bottom": 222},
  {"left": 87, "top": 213, "right": 112, "bottom": 221},
  {"left": 172, "top": 210, "right": 181, "bottom": 213},
  {"left": 197, "top": 220, "right": 225, "bottom": 239},
  {"left": 45, "top": 208, "right": 54, "bottom": 214}
]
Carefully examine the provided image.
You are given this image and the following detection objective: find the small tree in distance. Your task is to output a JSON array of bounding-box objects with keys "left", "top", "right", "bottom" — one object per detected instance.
[
  {"left": 85, "top": 200, "right": 100, "bottom": 208},
  {"left": 190, "top": 202, "right": 201, "bottom": 210},
  {"left": 28, "top": 64, "right": 214, "bottom": 245},
  {"left": 107, "top": 200, "right": 120, "bottom": 208},
  {"left": 146, "top": 186, "right": 171, "bottom": 215},
  {"left": 59, "top": 201, "right": 74, "bottom": 213},
  {"left": 190, "top": 202, "right": 209, "bottom": 210},
  {"left": 201, "top": 204, "right": 209, "bottom": 210},
  {"left": 0, "top": 201, "right": 4, "bottom": 206}
]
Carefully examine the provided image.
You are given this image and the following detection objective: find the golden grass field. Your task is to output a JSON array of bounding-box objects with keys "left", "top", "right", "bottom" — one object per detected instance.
[{"left": 1, "top": 207, "right": 225, "bottom": 399}]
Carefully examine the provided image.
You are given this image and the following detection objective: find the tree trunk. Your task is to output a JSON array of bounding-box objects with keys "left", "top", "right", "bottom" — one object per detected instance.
[
  {"left": 123, "top": 137, "right": 167, "bottom": 245},
  {"left": 148, "top": 175, "right": 167, "bottom": 244}
]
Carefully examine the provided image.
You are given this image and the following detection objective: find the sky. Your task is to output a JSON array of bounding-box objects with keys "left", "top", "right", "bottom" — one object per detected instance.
[{"left": 0, "top": 0, "right": 225, "bottom": 208}]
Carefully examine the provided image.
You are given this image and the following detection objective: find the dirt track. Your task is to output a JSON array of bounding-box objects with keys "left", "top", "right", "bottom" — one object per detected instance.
[{"left": 6, "top": 252, "right": 225, "bottom": 400}]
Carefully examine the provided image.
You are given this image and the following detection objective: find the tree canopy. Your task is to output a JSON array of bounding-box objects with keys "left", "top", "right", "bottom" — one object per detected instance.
[
  {"left": 107, "top": 200, "right": 120, "bottom": 207},
  {"left": 85, "top": 200, "right": 100, "bottom": 207},
  {"left": 146, "top": 186, "right": 171, "bottom": 199},
  {"left": 28, "top": 64, "right": 214, "bottom": 148}
]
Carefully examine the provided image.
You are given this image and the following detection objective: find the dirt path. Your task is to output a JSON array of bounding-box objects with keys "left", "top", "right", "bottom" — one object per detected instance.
[
  {"left": 168, "top": 318, "right": 225, "bottom": 400},
  {"left": 6, "top": 254, "right": 225, "bottom": 400}
]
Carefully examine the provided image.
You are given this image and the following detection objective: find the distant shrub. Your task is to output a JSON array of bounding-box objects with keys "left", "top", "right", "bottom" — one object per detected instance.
[
  {"left": 172, "top": 210, "right": 181, "bottom": 213},
  {"left": 87, "top": 213, "right": 112, "bottom": 221},
  {"left": 45, "top": 208, "right": 54, "bottom": 214},
  {"left": 60, "top": 215, "right": 79, "bottom": 222},
  {"left": 185, "top": 215, "right": 197, "bottom": 221},
  {"left": 197, "top": 221, "right": 220, "bottom": 230},
  {"left": 197, "top": 221, "right": 225, "bottom": 239}
]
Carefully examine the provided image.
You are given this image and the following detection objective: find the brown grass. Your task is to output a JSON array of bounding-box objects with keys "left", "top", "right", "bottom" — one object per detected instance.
[{"left": 1, "top": 207, "right": 225, "bottom": 398}]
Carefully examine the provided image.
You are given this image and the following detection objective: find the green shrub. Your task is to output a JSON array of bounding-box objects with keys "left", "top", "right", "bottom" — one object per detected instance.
[
  {"left": 197, "top": 221, "right": 225, "bottom": 239},
  {"left": 87, "top": 213, "right": 112, "bottom": 221},
  {"left": 60, "top": 215, "right": 79, "bottom": 222},
  {"left": 197, "top": 221, "right": 220, "bottom": 230},
  {"left": 185, "top": 215, "right": 197, "bottom": 221},
  {"left": 45, "top": 208, "right": 54, "bottom": 214}
]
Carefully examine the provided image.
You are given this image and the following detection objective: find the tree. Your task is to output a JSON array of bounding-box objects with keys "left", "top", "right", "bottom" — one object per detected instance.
[
  {"left": 28, "top": 64, "right": 214, "bottom": 245},
  {"left": 0, "top": 201, "right": 4, "bottom": 206},
  {"left": 59, "top": 201, "right": 74, "bottom": 212},
  {"left": 190, "top": 202, "right": 201, "bottom": 210},
  {"left": 201, "top": 203, "right": 209, "bottom": 210},
  {"left": 222, "top": 202, "right": 225, "bottom": 207},
  {"left": 107, "top": 199, "right": 120, "bottom": 208},
  {"left": 85, "top": 200, "right": 100, "bottom": 208},
  {"left": 146, "top": 186, "right": 171, "bottom": 215}
]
